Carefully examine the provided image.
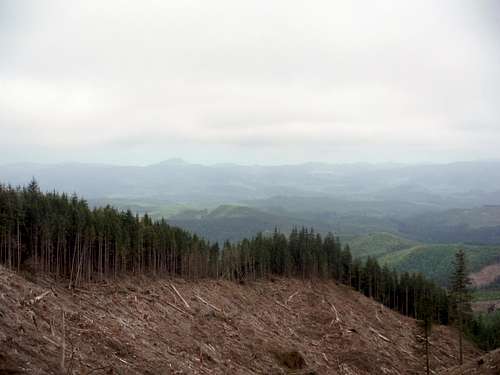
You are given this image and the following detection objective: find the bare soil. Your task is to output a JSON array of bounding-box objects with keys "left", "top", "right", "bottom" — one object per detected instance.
[
  {"left": 470, "top": 263, "right": 500, "bottom": 288},
  {"left": 441, "top": 348, "right": 500, "bottom": 375},
  {"left": 472, "top": 300, "right": 500, "bottom": 314},
  {"left": 0, "top": 266, "right": 481, "bottom": 374}
]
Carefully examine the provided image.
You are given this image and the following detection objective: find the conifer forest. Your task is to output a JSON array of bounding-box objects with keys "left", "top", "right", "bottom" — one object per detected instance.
[{"left": 1, "top": 180, "right": 450, "bottom": 325}]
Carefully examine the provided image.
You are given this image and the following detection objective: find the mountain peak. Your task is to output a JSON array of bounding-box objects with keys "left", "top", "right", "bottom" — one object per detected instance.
[{"left": 154, "top": 158, "right": 188, "bottom": 166}]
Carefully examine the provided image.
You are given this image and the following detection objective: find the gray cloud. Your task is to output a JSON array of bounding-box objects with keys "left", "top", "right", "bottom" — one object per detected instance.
[{"left": 0, "top": 0, "right": 499, "bottom": 165}]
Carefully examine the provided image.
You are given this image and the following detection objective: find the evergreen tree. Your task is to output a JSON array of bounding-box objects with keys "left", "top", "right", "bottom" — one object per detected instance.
[
  {"left": 417, "top": 290, "right": 434, "bottom": 375},
  {"left": 449, "top": 249, "right": 472, "bottom": 365}
]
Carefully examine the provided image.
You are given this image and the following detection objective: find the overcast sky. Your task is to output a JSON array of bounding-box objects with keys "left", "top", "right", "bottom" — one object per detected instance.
[{"left": 1, "top": 1, "right": 499, "bottom": 165}]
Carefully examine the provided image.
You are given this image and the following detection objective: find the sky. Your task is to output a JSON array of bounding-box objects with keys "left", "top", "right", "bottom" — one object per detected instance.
[{"left": 1, "top": 0, "right": 499, "bottom": 166}]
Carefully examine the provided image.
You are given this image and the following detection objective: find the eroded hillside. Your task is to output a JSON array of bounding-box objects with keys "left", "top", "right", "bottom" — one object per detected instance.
[{"left": 0, "top": 266, "right": 480, "bottom": 374}]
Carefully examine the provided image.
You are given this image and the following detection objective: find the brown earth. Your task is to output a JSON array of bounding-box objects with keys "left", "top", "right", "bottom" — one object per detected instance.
[
  {"left": 441, "top": 348, "right": 500, "bottom": 375},
  {"left": 470, "top": 263, "right": 500, "bottom": 288},
  {"left": 0, "top": 266, "right": 481, "bottom": 374},
  {"left": 472, "top": 300, "right": 500, "bottom": 314}
]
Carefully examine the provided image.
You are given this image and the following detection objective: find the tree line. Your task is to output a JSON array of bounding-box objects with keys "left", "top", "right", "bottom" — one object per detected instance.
[{"left": 0, "top": 180, "right": 451, "bottom": 323}]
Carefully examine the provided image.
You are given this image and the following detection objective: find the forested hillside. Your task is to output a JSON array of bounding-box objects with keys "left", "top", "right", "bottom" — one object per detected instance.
[
  {"left": 380, "top": 244, "right": 500, "bottom": 287},
  {"left": 0, "top": 180, "right": 450, "bottom": 325},
  {"left": 168, "top": 204, "right": 330, "bottom": 244},
  {"left": 348, "top": 233, "right": 500, "bottom": 289},
  {"left": 3, "top": 181, "right": 500, "bottom": 374},
  {"left": 349, "top": 232, "right": 418, "bottom": 259},
  {"left": 398, "top": 206, "right": 500, "bottom": 245}
]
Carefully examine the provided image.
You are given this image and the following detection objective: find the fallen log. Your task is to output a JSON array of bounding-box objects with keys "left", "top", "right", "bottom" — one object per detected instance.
[
  {"left": 165, "top": 301, "right": 192, "bottom": 317},
  {"left": 328, "top": 301, "right": 341, "bottom": 323},
  {"left": 369, "top": 327, "right": 391, "bottom": 343},
  {"left": 195, "top": 295, "right": 222, "bottom": 313},
  {"left": 170, "top": 284, "right": 190, "bottom": 309},
  {"left": 28, "top": 290, "right": 51, "bottom": 305}
]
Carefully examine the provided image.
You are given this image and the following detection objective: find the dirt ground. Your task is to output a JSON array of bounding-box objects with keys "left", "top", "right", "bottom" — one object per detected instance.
[
  {"left": 440, "top": 349, "right": 500, "bottom": 375},
  {"left": 472, "top": 300, "right": 500, "bottom": 314},
  {"left": 0, "top": 266, "right": 482, "bottom": 374}
]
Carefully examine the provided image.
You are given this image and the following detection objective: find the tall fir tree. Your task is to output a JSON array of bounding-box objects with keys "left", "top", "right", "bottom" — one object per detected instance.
[
  {"left": 449, "top": 249, "right": 472, "bottom": 365},
  {"left": 417, "top": 290, "right": 434, "bottom": 375}
]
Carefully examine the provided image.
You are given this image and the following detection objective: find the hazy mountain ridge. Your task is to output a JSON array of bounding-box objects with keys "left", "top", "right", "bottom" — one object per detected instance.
[
  {"left": 398, "top": 206, "right": 500, "bottom": 245},
  {"left": 4, "top": 160, "right": 500, "bottom": 247},
  {"left": 3, "top": 160, "right": 500, "bottom": 207}
]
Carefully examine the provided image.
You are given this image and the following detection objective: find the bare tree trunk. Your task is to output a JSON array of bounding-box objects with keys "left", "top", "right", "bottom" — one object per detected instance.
[
  {"left": 459, "top": 310, "right": 463, "bottom": 365},
  {"left": 405, "top": 286, "right": 409, "bottom": 316},
  {"left": 17, "top": 220, "right": 21, "bottom": 271},
  {"left": 425, "top": 327, "right": 430, "bottom": 375},
  {"left": 61, "top": 310, "right": 65, "bottom": 371}
]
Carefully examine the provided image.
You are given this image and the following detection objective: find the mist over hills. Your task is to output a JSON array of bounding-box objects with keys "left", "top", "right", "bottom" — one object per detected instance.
[
  {"left": 2, "top": 159, "right": 500, "bottom": 205},
  {"left": 2, "top": 159, "right": 500, "bottom": 246},
  {"left": 2, "top": 161, "right": 500, "bottom": 308}
]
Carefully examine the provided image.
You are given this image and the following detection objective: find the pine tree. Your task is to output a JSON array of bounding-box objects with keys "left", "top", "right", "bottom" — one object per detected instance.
[
  {"left": 450, "top": 249, "right": 472, "bottom": 365},
  {"left": 417, "top": 290, "right": 434, "bottom": 375}
]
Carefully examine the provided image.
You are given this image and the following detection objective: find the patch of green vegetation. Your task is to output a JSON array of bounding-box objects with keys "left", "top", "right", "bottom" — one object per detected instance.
[
  {"left": 468, "top": 310, "right": 500, "bottom": 350},
  {"left": 380, "top": 244, "right": 500, "bottom": 286},
  {"left": 348, "top": 232, "right": 418, "bottom": 259},
  {"left": 472, "top": 289, "right": 500, "bottom": 302}
]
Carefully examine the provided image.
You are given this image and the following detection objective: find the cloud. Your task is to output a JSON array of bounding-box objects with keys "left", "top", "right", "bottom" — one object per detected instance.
[{"left": 0, "top": 0, "right": 499, "bottom": 165}]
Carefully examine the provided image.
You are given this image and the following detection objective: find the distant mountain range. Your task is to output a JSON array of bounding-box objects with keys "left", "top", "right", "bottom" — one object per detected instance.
[
  {"left": 2, "top": 159, "right": 500, "bottom": 245},
  {"left": 3, "top": 159, "right": 500, "bottom": 289},
  {"left": 2, "top": 159, "right": 500, "bottom": 206}
]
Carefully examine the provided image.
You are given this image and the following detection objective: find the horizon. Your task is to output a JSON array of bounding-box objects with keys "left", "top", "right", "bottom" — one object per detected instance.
[{"left": 2, "top": 157, "right": 500, "bottom": 169}]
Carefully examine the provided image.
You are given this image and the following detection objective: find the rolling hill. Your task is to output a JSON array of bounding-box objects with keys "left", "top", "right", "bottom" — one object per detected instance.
[
  {"left": 168, "top": 204, "right": 327, "bottom": 243},
  {"left": 348, "top": 232, "right": 418, "bottom": 259},
  {"left": 379, "top": 244, "right": 500, "bottom": 286},
  {"left": 3, "top": 160, "right": 500, "bottom": 210},
  {"left": 398, "top": 206, "right": 500, "bottom": 245},
  {"left": 5, "top": 161, "right": 500, "bottom": 247}
]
